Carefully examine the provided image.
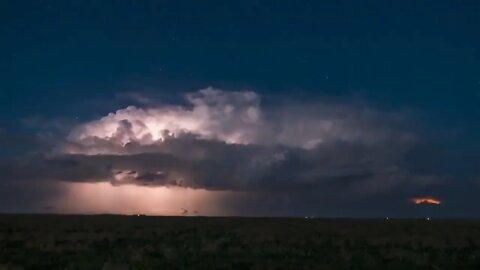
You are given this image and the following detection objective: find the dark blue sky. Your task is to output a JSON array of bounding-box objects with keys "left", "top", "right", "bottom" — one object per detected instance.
[
  {"left": 1, "top": 1, "right": 480, "bottom": 216},
  {"left": 2, "top": 1, "right": 479, "bottom": 119}
]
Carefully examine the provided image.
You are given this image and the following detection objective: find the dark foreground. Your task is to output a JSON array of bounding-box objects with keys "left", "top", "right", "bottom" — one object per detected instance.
[{"left": 1, "top": 215, "right": 480, "bottom": 269}]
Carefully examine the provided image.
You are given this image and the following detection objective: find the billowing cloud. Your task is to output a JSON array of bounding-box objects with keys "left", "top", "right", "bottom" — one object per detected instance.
[
  {"left": 2, "top": 89, "right": 416, "bottom": 190},
  {"left": 0, "top": 88, "right": 463, "bottom": 216},
  {"left": 63, "top": 87, "right": 415, "bottom": 155},
  {"left": 64, "top": 88, "right": 264, "bottom": 154}
]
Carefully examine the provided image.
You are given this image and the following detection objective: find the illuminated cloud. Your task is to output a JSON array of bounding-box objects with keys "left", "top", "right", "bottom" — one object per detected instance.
[
  {"left": 3, "top": 88, "right": 427, "bottom": 193},
  {"left": 0, "top": 88, "right": 448, "bottom": 216},
  {"left": 63, "top": 87, "right": 414, "bottom": 155},
  {"left": 28, "top": 88, "right": 426, "bottom": 198},
  {"left": 65, "top": 88, "right": 263, "bottom": 154}
]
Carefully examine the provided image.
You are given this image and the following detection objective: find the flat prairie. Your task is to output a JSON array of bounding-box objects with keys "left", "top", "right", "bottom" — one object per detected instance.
[{"left": 1, "top": 215, "right": 479, "bottom": 269}]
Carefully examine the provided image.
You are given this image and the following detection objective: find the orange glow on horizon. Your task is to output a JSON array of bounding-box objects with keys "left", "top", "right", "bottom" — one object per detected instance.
[{"left": 409, "top": 196, "right": 441, "bottom": 205}]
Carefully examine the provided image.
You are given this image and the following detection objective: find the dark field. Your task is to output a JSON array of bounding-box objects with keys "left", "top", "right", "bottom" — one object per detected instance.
[{"left": 1, "top": 215, "right": 480, "bottom": 269}]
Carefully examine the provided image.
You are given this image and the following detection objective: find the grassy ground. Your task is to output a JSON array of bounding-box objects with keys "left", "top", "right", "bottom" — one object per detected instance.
[{"left": 0, "top": 215, "right": 480, "bottom": 269}]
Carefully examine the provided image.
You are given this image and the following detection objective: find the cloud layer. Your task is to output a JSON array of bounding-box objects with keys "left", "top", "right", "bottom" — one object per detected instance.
[
  {"left": 33, "top": 88, "right": 422, "bottom": 193},
  {"left": 0, "top": 88, "right": 463, "bottom": 216},
  {"left": 64, "top": 87, "right": 415, "bottom": 154}
]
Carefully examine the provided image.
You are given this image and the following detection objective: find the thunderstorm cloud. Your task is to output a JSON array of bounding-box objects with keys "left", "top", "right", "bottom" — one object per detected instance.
[{"left": 0, "top": 88, "right": 472, "bottom": 216}]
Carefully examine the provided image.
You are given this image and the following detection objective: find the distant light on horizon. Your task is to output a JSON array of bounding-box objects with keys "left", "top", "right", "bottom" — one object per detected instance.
[{"left": 409, "top": 197, "right": 441, "bottom": 205}]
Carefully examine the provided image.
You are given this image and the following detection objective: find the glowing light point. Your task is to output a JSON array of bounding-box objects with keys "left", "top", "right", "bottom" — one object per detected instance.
[{"left": 409, "top": 196, "right": 441, "bottom": 205}]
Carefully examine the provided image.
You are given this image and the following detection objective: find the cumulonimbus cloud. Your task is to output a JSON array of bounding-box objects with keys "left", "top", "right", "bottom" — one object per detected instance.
[
  {"left": 63, "top": 87, "right": 415, "bottom": 155},
  {"left": 0, "top": 87, "right": 430, "bottom": 196},
  {"left": 0, "top": 87, "right": 456, "bottom": 215}
]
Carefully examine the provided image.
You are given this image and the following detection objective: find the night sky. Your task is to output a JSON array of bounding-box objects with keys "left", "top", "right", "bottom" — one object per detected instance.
[{"left": 1, "top": 1, "right": 480, "bottom": 217}]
